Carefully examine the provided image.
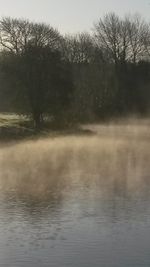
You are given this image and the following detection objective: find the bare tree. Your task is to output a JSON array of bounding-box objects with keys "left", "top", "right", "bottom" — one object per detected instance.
[
  {"left": 0, "top": 17, "right": 61, "bottom": 54},
  {"left": 125, "top": 14, "right": 149, "bottom": 63},
  {"left": 63, "top": 33, "right": 94, "bottom": 63},
  {"left": 94, "top": 13, "right": 150, "bottom": 65},
  {"left": 94, "top": 13, "right": 126, "bottom": 66},
  {"left": 143, "top": 23, "right": 150, "bottom": 57}
]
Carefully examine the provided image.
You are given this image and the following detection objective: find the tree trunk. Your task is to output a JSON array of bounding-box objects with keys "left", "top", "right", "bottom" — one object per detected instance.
[{"left": 33, "top": 112, "right": 42, "bottom": 130}]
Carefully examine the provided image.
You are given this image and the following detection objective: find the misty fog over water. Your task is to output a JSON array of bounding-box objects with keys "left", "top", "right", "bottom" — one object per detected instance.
[{"left": 0, "top": 121, "right": 150, "bottom": 267}]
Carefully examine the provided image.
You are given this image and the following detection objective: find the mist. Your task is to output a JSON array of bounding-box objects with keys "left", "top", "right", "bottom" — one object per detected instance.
[
  {"left": 1, "top": 120, "right": 150, "bottom": 267},
  {"left": 0, "top": 3, "right": 150, "bottom": 266},
  {"left": 0, "top": 120, "right": 150, "bottom": 198}
]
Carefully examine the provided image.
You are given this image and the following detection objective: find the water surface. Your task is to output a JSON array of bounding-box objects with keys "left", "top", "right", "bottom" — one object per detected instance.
[{"left": 0, "top": 122, "right": 150, "bottom": 267}]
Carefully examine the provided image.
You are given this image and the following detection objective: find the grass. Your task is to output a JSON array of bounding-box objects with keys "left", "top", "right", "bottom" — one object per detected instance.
[
  {"left": 0, "top": 113, "right": 92, "bottom": 142},
  {"left": 0, "top": 113, "right": 36, "bottom": 141},
  {"left": 2, "top": 112, "right": 149, "bottom": 143},
  {"left": 0, "top": 113, "right": 29, "bottom": 127}
]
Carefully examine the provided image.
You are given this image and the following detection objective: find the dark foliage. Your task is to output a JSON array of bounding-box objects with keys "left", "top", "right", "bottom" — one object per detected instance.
[{"left": 0, "top": 14, "right": 150, "bottom": 129}]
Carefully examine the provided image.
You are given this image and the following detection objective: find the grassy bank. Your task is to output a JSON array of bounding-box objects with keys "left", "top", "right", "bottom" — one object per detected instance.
[
  {"left": 0, "top": 113, "right": 92, "bottom": 143},
  {"left": 0, "top": 113, "right": 35, "bottom": 141}
]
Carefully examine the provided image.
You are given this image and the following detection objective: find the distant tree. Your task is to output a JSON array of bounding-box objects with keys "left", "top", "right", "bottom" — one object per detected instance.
[
  {"left": 0, "top": 14, "right": 150, "bottom": 127},
  {"left": 94, "top": 13, "right": 127, "bottom": 66},
  {"left": 125, "top": 14, "right": 149, "bottom": 63},
  {"left": 63, "top": 33, "right": 94, "bottom": 63},
  {"left": 94, "top": 13, "right": 150, "bottom": 64},
  {"left": 0, "top": 17, "right": 62, "bottom": 53},
  {"left": 0, "top": 18, "right": 74, "bottom": 128},
  {"left": 1, "top": 45, "right": 73, "bottom": 128}
]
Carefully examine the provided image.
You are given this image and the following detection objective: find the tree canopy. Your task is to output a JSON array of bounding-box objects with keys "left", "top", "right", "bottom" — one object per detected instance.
[{"left": 0, "top": 14, "right": 150, "bottom": 128}]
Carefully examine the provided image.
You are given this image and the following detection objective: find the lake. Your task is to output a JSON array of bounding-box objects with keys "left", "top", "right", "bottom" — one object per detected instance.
[{"left": 0, "top": 121, "right": 150, "bottom": 267}]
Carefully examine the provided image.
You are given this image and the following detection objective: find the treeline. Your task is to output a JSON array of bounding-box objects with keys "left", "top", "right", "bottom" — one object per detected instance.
[{"left": 0, "top": 13, "right": 150, "bottom": 128}]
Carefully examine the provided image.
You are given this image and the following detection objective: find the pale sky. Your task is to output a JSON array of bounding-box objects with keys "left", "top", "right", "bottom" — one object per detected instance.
[{"left": 0, "top": 0, "right": 149, "bottom": 34}]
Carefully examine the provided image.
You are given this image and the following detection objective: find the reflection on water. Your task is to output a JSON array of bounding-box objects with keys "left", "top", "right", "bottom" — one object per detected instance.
[{"left": 0, "top": 122, "right": 150, "bottom": 267}]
